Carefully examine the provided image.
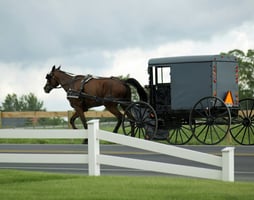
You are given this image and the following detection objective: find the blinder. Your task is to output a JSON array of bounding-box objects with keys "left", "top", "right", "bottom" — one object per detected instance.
[
  {"left": 44, "top": 73, "right": 62, "bottom": 90},
  {"left": 46, "top": 74, "right": 52, "bottom": 80}
]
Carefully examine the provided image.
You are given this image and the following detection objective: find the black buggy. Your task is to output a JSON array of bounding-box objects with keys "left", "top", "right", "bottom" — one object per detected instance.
[{"left": 122, "top": 55, "right": 254, "bottom": 145}]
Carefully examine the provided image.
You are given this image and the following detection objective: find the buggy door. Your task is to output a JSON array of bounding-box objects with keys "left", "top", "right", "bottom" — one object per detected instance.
[{"left": 152, "top": 66, "right": 171, "bottom": 113}]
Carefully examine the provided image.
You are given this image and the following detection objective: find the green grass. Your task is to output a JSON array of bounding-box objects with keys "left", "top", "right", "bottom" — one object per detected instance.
[
  {"left": 0, "top": 170, "right": 253, "bottom": 200},
  {"left": 0, "top": 138, "right": 84, "bottom": 144}
]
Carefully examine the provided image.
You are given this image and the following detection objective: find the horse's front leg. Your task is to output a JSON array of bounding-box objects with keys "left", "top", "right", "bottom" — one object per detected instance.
[
  {"left": 70, "top": 111, "right": 79, "bottom": 129},
  {"left": 74, "top": 107, "right": 88, "bottom": 144},
  {"left": 71, "top": 107, "right": 88, "bottom": 129},
  {"left": 78, "top": 110, "right": 88, "bottom": 129}
]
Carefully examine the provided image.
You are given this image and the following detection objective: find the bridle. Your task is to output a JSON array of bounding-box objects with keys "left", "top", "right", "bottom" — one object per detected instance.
[{"left": 45, "top": 73, "right": 62, "bottom": 89}]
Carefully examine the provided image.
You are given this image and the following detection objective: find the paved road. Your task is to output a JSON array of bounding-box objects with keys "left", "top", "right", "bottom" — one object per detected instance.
[{"left": 0, "top": 144, "right": 253, "bottom": 181}]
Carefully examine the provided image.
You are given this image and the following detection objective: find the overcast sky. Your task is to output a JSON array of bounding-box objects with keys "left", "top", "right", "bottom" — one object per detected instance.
[{"left": 0, "top": 0, "right": 254, "bottom": 111}]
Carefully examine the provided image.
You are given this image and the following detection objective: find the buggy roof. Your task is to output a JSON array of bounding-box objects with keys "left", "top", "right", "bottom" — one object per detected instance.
[{"left": 148, "top": 55, "right": 237, "bottom": 66}]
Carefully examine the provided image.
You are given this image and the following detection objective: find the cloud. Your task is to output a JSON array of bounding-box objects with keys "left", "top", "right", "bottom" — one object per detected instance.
[
  {"left": 0, "top": 0, "right": 254, "bottom": 110},
  {"left": 104, "top": 22, "right": 254, "bottom": 85},
  {"left": 0, "top": 0, "right": 253, "bottom": 63}
]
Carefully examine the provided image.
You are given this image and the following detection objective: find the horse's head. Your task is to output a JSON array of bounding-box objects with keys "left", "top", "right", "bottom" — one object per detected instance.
[{"left": 43, "top": 65, "right": 61, "bottom": 93}]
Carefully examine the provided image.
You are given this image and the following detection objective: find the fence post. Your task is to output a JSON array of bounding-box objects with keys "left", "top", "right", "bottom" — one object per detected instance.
[
  {"left": 221, "top": 147, "right": 235, "bottom": 182},
  {"left": 88, "top": 119, "right": 100, "bottom": 176}
]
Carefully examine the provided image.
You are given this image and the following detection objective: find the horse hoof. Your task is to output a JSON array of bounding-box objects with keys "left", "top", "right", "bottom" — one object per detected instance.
[{"left": 83, "top": 139, "right": 88, "bottom": 144}]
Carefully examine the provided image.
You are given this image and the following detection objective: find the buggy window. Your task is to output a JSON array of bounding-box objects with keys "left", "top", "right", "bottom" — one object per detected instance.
[{"left": 156, "top": 67, "right": 171, "bottom": 84}]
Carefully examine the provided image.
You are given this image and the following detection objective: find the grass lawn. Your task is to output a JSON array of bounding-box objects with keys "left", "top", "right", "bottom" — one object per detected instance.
[{"left": 0, "top": 170, "right": 254, "bottom": 200}]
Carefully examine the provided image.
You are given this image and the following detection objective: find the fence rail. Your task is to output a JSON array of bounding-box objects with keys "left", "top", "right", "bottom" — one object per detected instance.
[
  {"left": 0, "top": 120, "right": 234, "bottom": 181},
  {"left": 0, "top": 110, "right": 114, "bottom": 118},
  {"left": 0, "top": 110, "right": 114, "bottom": 128}
]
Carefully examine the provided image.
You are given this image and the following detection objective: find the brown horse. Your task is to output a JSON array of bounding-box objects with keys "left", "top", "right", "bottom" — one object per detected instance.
[{"left": 43, "top": 66, "right": 147, "bottom": 133}]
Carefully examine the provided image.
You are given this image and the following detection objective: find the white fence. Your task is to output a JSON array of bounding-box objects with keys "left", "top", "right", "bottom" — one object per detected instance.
[{"left": 0, "top": 119, "right": 234, "bottom": 182}]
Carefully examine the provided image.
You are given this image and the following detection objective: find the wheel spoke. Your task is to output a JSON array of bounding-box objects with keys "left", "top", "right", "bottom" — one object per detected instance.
[
  {"left": 181, "top": 126, "right": 191, "bottom": 138},
  {"left": 141, "top": 128, "right": 146, "bottom": 138},
  {"left": 212, "top": 125, "right": 223, "bottom": 142},
  {"left": 195, "top": 124, "right": 208, "bottom": 138},
  {"left": 230, "top": 123, "right": 243, "bottom": 131},
  {"left": 168, "top": 129, "right": 176, "bottom": 141},
  {"left": 179, "top": 130, "right": 185, "bottom": 144},
  {"left": 240, "top": 128, "right": 247, "bottom": 144},
  {"left": 213, "top": 123, "right": 226, "bottom": 133},
  {"left": 232, "top": 125, "right": 245, "bottom": 140},
  {"left": 134, "top": 127, "right": 139, "bottom": 137},
  {"left": 173, "top": 129, "right": 178, "bottom": 144},
  {"left": 203, "top": 126, "right": 210, "bottom": 143}
]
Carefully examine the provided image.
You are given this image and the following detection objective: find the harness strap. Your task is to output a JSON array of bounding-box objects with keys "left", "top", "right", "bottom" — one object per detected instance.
[{"left": 80, "top": 74, "right": 93, "bottom": 92}]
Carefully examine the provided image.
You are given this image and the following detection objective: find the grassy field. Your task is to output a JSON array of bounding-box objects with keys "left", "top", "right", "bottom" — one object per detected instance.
[{"left": 0, "top": 170, "right": 254, "bottom": 200}]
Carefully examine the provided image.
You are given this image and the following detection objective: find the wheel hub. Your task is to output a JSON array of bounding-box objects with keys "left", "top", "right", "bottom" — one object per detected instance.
[
  {"left": 242, "top": 117, "right": 252, "bottom": 127},
  {"left": 206, "top": 116, "right": 215, "bottom": 125},
  {"left": 136, "top": 121, "right": 144, "bottom": 128}
]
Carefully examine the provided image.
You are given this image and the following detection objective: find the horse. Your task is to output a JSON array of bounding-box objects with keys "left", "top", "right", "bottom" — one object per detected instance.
[{"left": 43, "top": 65, "right": 147, "bottom": 135}]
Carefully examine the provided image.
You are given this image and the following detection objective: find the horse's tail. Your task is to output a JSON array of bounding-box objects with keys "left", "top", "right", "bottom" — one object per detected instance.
[{"left": 125, "top": 78, "right": 148, "bottom": 102}]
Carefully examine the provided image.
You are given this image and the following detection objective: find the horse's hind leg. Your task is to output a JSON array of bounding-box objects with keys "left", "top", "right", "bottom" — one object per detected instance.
[{"left": 106, "top": 105, "right": 123, "bottom": 133}]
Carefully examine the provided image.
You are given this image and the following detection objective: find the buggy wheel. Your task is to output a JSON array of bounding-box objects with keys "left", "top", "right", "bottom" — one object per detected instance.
[
  {"left": 230, "top": 98, "right": 254, "bottom": 145},
  {"left": 122, "top": 101, "right": 158, "bottom": 140},
  {"left": 189, "top": 96, "right": 231, "bottom": 145},
  {"left": 167, "top": 119, "right": 193, "bottom": 145}
]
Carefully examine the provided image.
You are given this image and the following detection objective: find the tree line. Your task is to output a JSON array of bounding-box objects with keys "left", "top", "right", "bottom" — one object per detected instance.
[{"left": 0, "top": 93, "right": 44, "bottom": 111}]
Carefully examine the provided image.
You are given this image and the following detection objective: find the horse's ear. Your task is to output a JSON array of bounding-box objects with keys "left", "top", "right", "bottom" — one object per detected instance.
[
  {"left": 57, "top": 65, "right": 61, "bottom": 70},
  {"left": 52, "top": 65, "right": 56, "bottom": 71}
]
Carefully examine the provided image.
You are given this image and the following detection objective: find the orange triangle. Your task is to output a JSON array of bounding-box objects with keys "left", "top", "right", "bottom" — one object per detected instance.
[{"left": 224, "top": 91, "right": 234, "bottom": 106}]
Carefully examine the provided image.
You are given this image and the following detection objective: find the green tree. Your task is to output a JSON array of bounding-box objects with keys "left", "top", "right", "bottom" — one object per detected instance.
[
  {"left": 2, "top": 93, "right": 45, "bottom": 111},
  {"left": 20, "top": 93, "right": 44, "bottom": 111},
  {"left": 222, "top": 49, "right": 254, "bottom": 99},
  {"left": 2, "top": 94, "right": 20, "bottom": 111}
]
